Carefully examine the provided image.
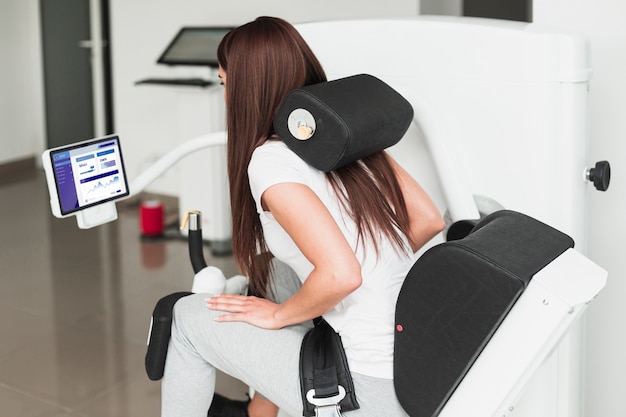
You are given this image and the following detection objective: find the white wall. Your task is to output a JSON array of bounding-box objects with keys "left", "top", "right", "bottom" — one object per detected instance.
[
  {"left": 533, "top": 1, "right": 626, "bottom": 416},
  {"left": 0, "top": 0, "right": 45, "bottom": 165},
  {"left": 109, "top": 0, "right": 420, "bottom": 195}
]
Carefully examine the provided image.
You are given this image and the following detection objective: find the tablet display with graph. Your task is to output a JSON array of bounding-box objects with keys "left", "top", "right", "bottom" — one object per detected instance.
[{"left": 42, "top": 134, "right": 130, "bottom": 217}]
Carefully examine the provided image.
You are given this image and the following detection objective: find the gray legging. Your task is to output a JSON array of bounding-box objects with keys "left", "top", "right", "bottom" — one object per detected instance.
[{"left": 161, "top": 260, "right": 409, "bottom": 417}]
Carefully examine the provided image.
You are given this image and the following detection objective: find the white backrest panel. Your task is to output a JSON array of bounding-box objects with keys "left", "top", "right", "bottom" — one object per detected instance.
[{"left": 296, "top": 16, "right": 591, "bottom": 244}]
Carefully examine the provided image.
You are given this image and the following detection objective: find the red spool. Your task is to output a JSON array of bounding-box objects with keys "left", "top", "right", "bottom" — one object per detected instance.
[{"left": 140, "top": 200, "right": 164, "bottom": 236}]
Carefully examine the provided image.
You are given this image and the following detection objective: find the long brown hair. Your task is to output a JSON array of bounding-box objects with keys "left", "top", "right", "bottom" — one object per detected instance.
[{"left": 218, "top": 17, "right": 412, "bottom": 297}]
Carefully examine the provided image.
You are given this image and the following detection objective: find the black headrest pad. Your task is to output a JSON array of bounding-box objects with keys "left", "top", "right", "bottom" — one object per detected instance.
[{"left": 274, "top": 74, "right": 414, "bottom": 172}]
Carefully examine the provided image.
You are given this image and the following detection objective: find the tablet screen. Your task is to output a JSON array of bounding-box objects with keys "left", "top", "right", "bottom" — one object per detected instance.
[{"left": 47, "top": 135, "right": 130, "bottom": 215}]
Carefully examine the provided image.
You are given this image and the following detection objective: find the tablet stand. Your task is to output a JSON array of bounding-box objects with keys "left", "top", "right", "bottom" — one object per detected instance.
[{"left": 76, "top": 201, "right": 118, "bottom": 229}]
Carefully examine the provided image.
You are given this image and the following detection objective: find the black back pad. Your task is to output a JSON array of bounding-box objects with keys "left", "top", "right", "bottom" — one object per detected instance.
[
  {"left": 274, "top": 74, "right": 413, "bottom": 172},
  {"left": 394, "top": 210, "right": 574, "bottom": 417}
]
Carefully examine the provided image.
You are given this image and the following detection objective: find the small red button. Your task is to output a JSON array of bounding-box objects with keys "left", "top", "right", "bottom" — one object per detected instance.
[{"left": 396, "top": 324, "right": 403, "bottom": 332}]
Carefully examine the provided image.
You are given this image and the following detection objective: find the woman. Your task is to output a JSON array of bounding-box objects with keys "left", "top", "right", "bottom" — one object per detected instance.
[{"left": 161, "top": 16, "right": 444, "bottom": 417}]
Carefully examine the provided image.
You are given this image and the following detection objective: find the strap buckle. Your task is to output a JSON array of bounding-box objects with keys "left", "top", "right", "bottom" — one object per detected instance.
[{"left": 306, "top": 386, "right": 346, "bottom": 417}]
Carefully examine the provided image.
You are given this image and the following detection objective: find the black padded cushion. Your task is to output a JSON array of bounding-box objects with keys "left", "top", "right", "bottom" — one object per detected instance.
[
  {"left": 394, "top": 210, "right": 574, "bottom": 417},
  {"left": 145, "top": 291, "right": 193, "bottom": 381},
  {"left": 274, "top": 74, "right": 413, "bottom": 172}
]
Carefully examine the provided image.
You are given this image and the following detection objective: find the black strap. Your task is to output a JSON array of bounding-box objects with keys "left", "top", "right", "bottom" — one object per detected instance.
[
  {"left": 312, "top": 322, "right": 340, "bottom": 398},
  {"left": 300, "top": 318, "right": 359, "bottom": 416}
]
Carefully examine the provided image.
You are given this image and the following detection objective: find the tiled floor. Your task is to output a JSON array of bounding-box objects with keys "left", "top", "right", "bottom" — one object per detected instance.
[{"left": 0, "top": 166, "right": 247, "bottom": 416}]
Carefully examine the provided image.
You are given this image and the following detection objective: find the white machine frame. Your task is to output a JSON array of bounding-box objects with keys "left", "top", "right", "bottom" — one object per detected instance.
[{"left": 291, "top": 17, "right": 602, "bottom": 417}]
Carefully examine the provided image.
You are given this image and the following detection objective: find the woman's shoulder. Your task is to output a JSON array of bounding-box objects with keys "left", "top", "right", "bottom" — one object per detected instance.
[
  {"left": 251, "top": 139, "right": 292, "bottom": 158},
  {"left": 249, "top": 139, "right": 308, "bottom": 173},
  {"left": 248, "top": 139, "right": 318, "bottom": 198}
]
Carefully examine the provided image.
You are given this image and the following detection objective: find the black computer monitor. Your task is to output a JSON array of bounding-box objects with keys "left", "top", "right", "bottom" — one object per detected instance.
[{"left": 157, "top": 27, "right": 233, "bottom": 67}]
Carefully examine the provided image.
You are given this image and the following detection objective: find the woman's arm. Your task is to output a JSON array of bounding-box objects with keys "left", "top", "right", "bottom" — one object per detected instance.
[
  {"left": 388, "top": 156, "right": 445, "bottom": 253},
  {"left": 208, "top": 158, "right": 444, "bottom": 329},
  {"left": 207, "top": 182, "right": 362, "bottom": 329}
]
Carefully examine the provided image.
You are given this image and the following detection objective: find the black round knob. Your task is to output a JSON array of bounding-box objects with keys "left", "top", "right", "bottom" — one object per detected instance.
[{"left": 588, "top": 161, "right": 611, "bottom": 191}]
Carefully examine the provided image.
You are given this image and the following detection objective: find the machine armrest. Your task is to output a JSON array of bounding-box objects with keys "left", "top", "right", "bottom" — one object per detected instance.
[{"left": 145, "top": 291, "right": 193, "bottom": 381}]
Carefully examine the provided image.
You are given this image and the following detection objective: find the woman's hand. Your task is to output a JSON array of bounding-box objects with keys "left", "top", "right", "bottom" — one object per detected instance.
[{"left": 206, "top": 294, "right": 284, "bottom": 330}]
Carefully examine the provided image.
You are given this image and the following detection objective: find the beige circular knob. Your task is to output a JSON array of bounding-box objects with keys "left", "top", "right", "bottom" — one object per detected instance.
[{"left": 287, "top": 108, "right": 316, "bottom": 140}]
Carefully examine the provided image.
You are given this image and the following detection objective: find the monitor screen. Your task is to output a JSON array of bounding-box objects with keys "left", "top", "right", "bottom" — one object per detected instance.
[
  {"left": 46, "top": 135, "right": 130, "bottom": 216},
  {"left": 157, "top": 27, "right": 233, "bottom": 67}
]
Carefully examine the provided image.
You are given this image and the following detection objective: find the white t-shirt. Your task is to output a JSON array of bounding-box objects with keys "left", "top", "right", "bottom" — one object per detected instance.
[{"left": 248, "top": 140, "right": 417, "bottom": 379}]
